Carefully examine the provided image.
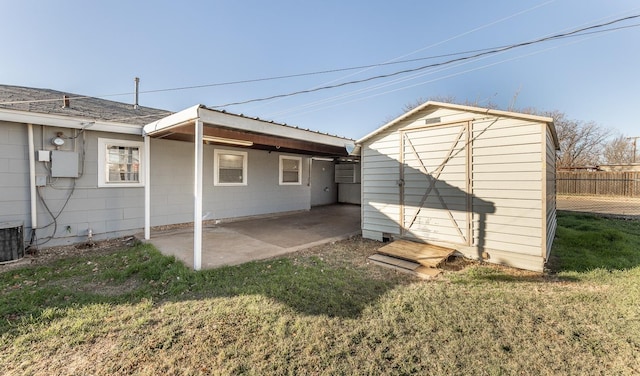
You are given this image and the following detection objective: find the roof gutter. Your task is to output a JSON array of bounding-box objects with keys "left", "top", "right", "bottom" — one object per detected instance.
[
  {"left": 143, "top": 104, "right": 201, "bottom": 136},
  {"left": 143, "top": 104, "right": 355, "bottom": 150},
  {"left": 197, "top": 106, "right": 352, "bottom": 148},
  {"left": 0, "top": 108, "right": 144, "bottom": 135}
]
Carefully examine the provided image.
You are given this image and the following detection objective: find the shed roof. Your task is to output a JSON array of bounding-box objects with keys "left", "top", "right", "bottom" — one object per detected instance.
[{"left": 357, "top": 101, "right": 558, "bottom": 149}]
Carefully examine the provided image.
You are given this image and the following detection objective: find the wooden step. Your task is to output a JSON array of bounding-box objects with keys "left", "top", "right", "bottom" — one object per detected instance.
[
  {"left": 377, "top": 240, "right": 455, "bottom": 268},
  {"left": 368, "top": 254, "right": 442, "bottom": 279}
]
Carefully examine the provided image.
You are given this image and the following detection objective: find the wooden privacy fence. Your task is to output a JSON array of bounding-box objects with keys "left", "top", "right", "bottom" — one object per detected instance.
[{"left": 557, "top": 171, "right": 640, "bottom": 197}]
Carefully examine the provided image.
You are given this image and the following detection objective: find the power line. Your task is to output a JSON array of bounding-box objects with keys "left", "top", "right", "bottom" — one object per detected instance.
[
  {"left": 244, "top": 0, "right": 558, "bottom": 113},
  {"left": 266, "top": 23, "right": 626, "bottom": 120},
  {"left": 0, "top": 11, "right": 637, "bottom": 134},
  {"left": 282, "top": 36, "right": 598, "bottom": 120},
  {"left": 0, "top": 45, "right": 544, "bottom": 106},
  {"left": 265, "top": 5, "right": 640, "bottom": 119},
  {"left": 208, "top": 14, "right": 640, "bottom": 109},
  {"left": 1, "top": 19, "right": 638, "bottom": 108}
]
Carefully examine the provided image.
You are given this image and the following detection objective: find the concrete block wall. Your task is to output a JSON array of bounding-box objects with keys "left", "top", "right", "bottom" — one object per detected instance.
[
  {"left": 0, "top": 121, "right": 30, "bottom": 230},
  {"left": 149, "top": 138, "right": 313, "bottom": 223}
]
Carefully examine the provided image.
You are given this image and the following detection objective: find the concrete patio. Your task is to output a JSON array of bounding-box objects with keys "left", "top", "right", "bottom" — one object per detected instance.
[{"left": 144, "top": 204, "right": 361, "bottom": 269}]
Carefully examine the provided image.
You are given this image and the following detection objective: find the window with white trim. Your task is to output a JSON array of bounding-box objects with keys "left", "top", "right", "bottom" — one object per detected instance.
[
  {"left": 214, "top": 149, "right": 248, "bottom": 186},
  {"left": 98, "top": 138, "right": 145, "bottom": 187},
  {"left": 279, "top": 156, "right": 302, "bottom": 185}
]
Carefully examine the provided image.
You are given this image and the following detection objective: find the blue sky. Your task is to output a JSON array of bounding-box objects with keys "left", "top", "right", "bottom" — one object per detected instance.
[{"left": 1, "top": 0, "right": 639, "bottom": 140}]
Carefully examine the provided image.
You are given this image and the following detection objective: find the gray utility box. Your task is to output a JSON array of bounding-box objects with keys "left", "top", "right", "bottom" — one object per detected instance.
[{"left": 51, "top": 150, "right": 79, "bottom": 178}]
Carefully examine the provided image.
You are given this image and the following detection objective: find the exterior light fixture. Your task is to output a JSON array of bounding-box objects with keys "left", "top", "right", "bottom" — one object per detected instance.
[{"left": 202, "top": 136, "right": 253, "bottom": 147}]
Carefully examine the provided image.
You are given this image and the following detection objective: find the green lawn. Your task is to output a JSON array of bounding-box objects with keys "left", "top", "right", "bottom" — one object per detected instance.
[{"left": 1, "top": 212, "right": 639, "bottom": 375}]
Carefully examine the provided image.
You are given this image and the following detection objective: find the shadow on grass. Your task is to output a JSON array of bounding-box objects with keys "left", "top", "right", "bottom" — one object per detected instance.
[
  {"left": 0, "top": 242, "right": 408, "bottom": 332},
  {"left": 550, "top": 211, "right": 640, "bottom": 273},
  {"left": 454, "top": 266, "right": 551, "bottom": 283},
  {"left": 444, "top": 211, "right": 640, "bottom": 284},
  {"left": 188, "top": 256, "right": 402, "bottom": 318},
  {"left": 8, "top": 210, "right": 637, "bottom": 331}
]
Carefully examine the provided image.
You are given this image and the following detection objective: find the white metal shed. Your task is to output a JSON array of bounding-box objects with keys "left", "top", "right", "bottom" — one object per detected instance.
[{"left": 356, "top": 101, "right": 559, "bottom": 272}]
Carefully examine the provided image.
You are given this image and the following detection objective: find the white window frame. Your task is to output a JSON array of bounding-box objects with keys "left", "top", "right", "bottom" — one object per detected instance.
[
  {"left": 214, "top": 149, "right": 248, "bottom": 186},
  {"left": 98, "top": 138, "right": 145, "bottom": 188},
  {"left": 279, "top": 155, "right": 302, "bottom": 185}
]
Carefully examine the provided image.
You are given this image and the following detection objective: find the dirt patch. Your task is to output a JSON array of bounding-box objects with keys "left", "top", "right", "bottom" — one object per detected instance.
[
  {"left": 439, "top": 255, "right": 475, "bottom": 272},
  {"left": 289, "top": 236, "right": 484, "bottom": 281},
  {"left": 291, "top": 236, "right": 550, "bottom": 281},
  {"left": 557, "top": 195, "right": 640, "bottom": 218},
  {"left": 44, "top": 274, "right": 143, "bottom": 297},
  {"left": 0, "top": 236, "right": 138, "bottom": 274},
  {"left": 295, "top": 236, "right": 382, "bottom": 267}
]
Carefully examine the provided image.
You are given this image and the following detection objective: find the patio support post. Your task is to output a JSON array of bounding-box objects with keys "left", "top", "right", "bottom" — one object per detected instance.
[
  {"left": 193, "top": 119, "right": 204, "bottom": 270},
  {"left": 144, "top": 134, "right": 151, "bottom": 240}
]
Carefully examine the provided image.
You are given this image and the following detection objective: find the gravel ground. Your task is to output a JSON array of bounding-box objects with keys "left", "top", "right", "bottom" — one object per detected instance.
[{"left": 557, "top": 195, "right": 640, "bottom": 218}]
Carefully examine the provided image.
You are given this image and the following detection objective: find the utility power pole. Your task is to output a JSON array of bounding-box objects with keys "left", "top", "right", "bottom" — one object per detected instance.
[{"left": 627, "top": 136, "right": 640, "bottom": 163}]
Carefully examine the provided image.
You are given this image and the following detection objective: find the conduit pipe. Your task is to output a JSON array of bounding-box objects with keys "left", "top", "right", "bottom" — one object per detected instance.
[{"left": 27, "top": 123, "right": 37, "bottom": 230}]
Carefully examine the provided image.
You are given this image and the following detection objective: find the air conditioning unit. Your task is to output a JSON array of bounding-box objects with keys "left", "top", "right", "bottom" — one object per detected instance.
[{"left": 0, "top": 221, "right": 24, "bottom": 263}]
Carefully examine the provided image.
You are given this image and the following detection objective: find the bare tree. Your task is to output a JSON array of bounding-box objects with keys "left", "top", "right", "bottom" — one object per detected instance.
[
  {"left": 602, "top": 135, "right": 635, "bottom": 164},
  {"left": 383, "top": 95, "right": 498, "bottom": 124},
  {"left": 536, "top": 110, "right": 612, "bottom": 168},
  {"left": 400, "top": 96, "right": 435, "bottom": 113},
  {"left": 380, "top": 96, "right": 435, "bottom": 125}
]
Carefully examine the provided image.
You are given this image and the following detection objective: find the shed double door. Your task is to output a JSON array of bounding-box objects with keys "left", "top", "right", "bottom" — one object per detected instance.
[{"left": 400, "top": 122, "right": 471, "bottom": 245}]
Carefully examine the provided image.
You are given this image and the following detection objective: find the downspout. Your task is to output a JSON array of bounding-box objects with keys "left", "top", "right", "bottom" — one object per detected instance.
[{"left": 27, "top": 123, "right": 37, "bottom": 231}]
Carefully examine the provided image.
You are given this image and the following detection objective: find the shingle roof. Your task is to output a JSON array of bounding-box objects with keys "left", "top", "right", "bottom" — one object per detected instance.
[{"left": 0, "top": 84, "right": 172, "bottom": 126}]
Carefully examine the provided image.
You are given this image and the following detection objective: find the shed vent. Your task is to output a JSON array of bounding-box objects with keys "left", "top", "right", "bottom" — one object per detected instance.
[
  {"left": 0, "top": 221, "right": 24, "bottom": 263},
  {"left": 425, "top": 117, "right": 441, "bottom": 125}
]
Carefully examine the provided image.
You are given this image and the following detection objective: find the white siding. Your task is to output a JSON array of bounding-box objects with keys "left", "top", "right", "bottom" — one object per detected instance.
[
  {"left": 0, "top": 121, "right": 32, "bottom": 236},
  {"left": 398, "top": 107, "right": 474, "bottom": 129},
  {"left": 361, "top": 130, "right": 401, "bottom": 237},
  {"left": 360, "top": 108, "right": 553, "bottom": 272},
  {"left": 402, "top": 123, "right": 469, "bottom": 245},
  {"left": 545, "top": 128, "right": 557, "bottom": 260},
  {"left": 470, "top": 118, "right": 544, "bottom": 270}
]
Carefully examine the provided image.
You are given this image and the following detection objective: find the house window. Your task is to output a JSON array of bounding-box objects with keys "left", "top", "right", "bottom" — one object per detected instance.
[
  {"left": 279, "top": 156, "right": 302, "bottom": 185},
  {"left": 214, "top": 149, "right": 248, "bottom": 186},
  {"left": 98, "top": 138, "right": 145, "bottom": 187}
]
